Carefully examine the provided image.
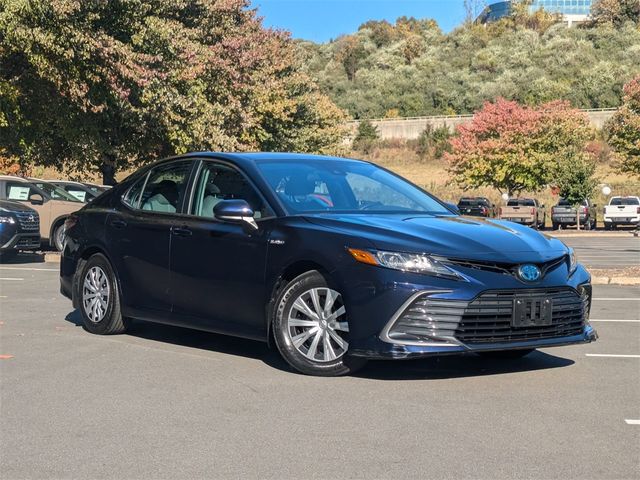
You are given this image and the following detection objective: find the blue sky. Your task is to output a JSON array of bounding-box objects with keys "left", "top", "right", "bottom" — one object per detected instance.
[{"left": 251, "top": 0, "right": 469, "bottom": 42}]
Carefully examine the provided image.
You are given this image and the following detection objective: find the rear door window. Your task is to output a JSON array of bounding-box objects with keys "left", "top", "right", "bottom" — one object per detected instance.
[{"left": 139, "top": 161, "right": 193, "bottom": 213}]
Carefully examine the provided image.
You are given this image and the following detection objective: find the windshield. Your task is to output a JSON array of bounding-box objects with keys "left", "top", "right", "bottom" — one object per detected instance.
[
  {"left": 256, "top": 159, "right": 452, "bottom": 215},
  {"left": 32, "top": 182, "right": 83, "bottom": 202},
  {"left": 507, "top": 199, "right": 535, "bottom": 207},
  {"left": 610, "top": 197, "right": 639, "bottom": 206}
]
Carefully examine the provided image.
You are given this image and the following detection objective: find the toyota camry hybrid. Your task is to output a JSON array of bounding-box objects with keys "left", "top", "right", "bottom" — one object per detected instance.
[{"left": 60, "top": 153, "right": 597, "bottom": 376}]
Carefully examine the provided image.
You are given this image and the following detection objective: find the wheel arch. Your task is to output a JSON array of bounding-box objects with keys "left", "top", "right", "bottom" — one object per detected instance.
[
  {"left": 265, "top": 259, "right": 333, "bottom": 348},
  {"left": 72, "top": 245, "right": 122, "bottom": 310},
  {"left": 49, "top": 215, "right": 69, "bottom": 245}
]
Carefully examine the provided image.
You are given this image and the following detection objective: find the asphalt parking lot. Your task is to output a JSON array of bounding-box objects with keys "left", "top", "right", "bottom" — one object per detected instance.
[
  {"left": 561, "top": 235, "right": 640, "bottom": 269},
  {"left": 0, "top": 260, "right": 638, "bottom": 479}
]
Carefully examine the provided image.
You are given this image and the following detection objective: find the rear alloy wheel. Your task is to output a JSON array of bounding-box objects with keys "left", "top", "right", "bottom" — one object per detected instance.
[
  {"left": 53, "top": 223, "right": 66, "bottom": 252},
  {"left": 272, "top": 271, "right": 366, "bottom": 376},
  {"left": 78, "top": 254, "right": 128, "bottom": 335},
  {"left": 478, "top": 349, "right": 534, "bottom": 359}
]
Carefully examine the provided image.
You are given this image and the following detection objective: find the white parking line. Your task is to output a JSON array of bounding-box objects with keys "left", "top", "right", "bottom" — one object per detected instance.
[
  {"left": 625, "top": 419, "right": 640, "bottom": 425},
  {"left": 592, "top": 298, "right": 640, "bottom": 301},
  {"left": 0, "top": 277, "right": 24, "bottom": 281},
  {"left": 585, "top": 354, "right": 640, "bottom": 358},
  {"left": 589, "top": 319, "right": 640, "bottom": 323},
  {"left": 0, "top": 267, "right": 58, "bottom": 272}
]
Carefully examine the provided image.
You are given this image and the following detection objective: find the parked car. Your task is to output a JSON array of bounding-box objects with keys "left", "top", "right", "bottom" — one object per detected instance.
[
  {"left": 60, "top": 153, "right": 596, "bottom": 376},
  {"left": 0, "top": 200, "right": 40, "bottom": 259},
  {"left": 551, "top": 198, "right": 597, "bottom": 230},
  {"left": 0, "top": 176, "right": 83, "bottom": 251},
  {"left": 457, "top": 197, "right": 496, "bottom": 217},
  {"left": 499, "top": 198, "right": 546, "bottom": 229},
  {"left": 603, "top": 196, "right": 640, "bottom": 230},
  {"left": 47, "top": 180, "right": 104, "bottom": 203}
]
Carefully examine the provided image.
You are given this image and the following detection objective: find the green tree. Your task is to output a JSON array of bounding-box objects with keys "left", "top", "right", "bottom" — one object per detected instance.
[
  {"left": 352, "top": 119, "right": 379, "bottom": 153},
  {"left": 0, "top": 0, "right": 346, "bottom": 184},
  {"left": 445, "top": 99, "right": 594, "bottom": 195},
  {"left": 606, "top": 75, "right": 640, "bottom": 177},
  {"left": 591, "top": 0, "right": 640, "bottom": 27},
  {"left": 415, "top": 124, "right": 451, "bottom": 160},
  {"left": 554, "top": 151, "right": 598, "bottom": 229}
]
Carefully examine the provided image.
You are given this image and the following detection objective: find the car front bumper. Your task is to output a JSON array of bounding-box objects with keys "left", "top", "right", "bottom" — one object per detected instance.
[
  {"left": 349, "top": 325, "right": 597, "bottom": 359},
  {"left": 337, "top": 259, "right": 596, "bottom": 361},
  {"left": 1, "top": 232, "right": 41, "bottom": 252}
]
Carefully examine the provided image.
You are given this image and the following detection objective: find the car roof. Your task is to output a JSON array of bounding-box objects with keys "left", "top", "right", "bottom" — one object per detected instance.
[
  {"left": 0, "top": 175, "right": 29, "bottom": 182},
  {"left": 178, "top": 152, "right": 368, "bottom": 164}
]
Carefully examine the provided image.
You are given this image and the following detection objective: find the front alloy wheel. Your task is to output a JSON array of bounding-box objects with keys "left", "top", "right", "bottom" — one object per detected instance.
[
  {"left": 272, "top": 271, "right": 366, "bottom": 376},
  {"left": 287, "top": 287, "right": 349, "bottom": 363}
]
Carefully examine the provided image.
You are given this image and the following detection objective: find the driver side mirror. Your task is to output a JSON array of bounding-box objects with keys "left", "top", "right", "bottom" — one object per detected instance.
[
  {"left": 29, "top": 193, "right": 44, "bottom": 205},
  {"left": 214, "top": 199, "right": 258, "bottom": 230}
]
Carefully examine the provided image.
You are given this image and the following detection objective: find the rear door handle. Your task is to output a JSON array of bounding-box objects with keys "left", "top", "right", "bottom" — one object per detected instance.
[
  {"left": 110, "top": 219, "right": 127, "bottom": 229},
  {"left": 171, "top": 226, "right": 192, "bottom": 237}
]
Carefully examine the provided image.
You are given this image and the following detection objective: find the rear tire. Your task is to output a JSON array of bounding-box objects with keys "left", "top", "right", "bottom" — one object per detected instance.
[
  {"left": 78, "top": 253, "right": 128, "bottom": 335},
  {"left": 478, "top": 349, "right": 534, "bottom": 359},
  {"left": 272, "top": 270, "right": 367, "bottom": 376}
]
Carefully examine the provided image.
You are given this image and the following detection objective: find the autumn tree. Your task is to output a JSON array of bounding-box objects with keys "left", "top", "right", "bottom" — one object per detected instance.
[
  {"left": 445, "top": 98, "right": 594, "bottom": 195},
  {"left": 591, "top": 0, "right": 640, "bottom": 27},
  {"left": 0, "top": 0, "right": 346, "bottom": 184},
  {"left": 606, "top": 75, "right": 640, "bottom": 176},
  {"left": 335, "top": 36, "right": 367, "bottom": 81}
]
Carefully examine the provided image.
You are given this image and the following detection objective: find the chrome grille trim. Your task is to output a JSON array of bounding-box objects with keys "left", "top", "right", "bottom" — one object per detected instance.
[
  {"left": 385, "top": 288, "right": 587, "bottom": 345},
  {"left": 15, "top": 211, "right": 40, "bottom": 231}
]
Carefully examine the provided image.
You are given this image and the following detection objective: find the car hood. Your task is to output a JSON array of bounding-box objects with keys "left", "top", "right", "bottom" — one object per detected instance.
[
  {"left": 303, "top": 214, "right": 568, "bottom": 264},
  {"left": 0, "top": 200, "right": 36, "bottom": 213}
]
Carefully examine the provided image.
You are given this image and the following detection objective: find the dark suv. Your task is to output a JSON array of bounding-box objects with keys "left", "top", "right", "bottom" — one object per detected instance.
[
  {"left": 0, "top": 200, "right": 41, "bottom": 258},
  {"left": 457, "top": 197, "right": 496, "bottom": 217}
]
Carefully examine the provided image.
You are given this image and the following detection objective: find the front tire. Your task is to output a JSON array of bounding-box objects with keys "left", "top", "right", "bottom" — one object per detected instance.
[
  {"left": 272, "top": 271, "right": 367, "bottom": 376},
  {"left": 78, "top": 254, "right": 128, "bottom": 335}
]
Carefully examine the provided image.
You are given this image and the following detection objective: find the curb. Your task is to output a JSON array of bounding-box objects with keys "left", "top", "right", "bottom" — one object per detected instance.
[
  {"left": 591, "top": 276, "right": 640, "bottom": 286},
  {"left": 548, "top": 233, "right": 639, "bottom": 238},
  {"left": 44, "top": 253, "right": 61, "bottom": 263}
]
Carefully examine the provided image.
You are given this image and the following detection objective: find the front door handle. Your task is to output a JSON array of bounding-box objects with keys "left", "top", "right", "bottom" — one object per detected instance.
[
  {"left": 171, "top": 226, "right": 192, "bottom": 237},
  {"left": 110, "top": 219, "right": 127, "bottom": 229}
]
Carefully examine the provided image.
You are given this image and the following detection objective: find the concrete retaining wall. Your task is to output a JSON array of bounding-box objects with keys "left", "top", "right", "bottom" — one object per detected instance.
[{"left": 347, "top": 108, "right": 617, "bottom": 140}]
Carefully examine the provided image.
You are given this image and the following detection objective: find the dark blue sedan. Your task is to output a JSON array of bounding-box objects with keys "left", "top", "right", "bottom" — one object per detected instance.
[{"left": 60, "top": 153, "right": 597, "bottom": 376}]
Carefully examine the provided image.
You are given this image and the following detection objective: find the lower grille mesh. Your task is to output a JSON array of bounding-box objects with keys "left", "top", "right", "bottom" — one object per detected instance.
[{"left": 388, "top": 288, "right": 587, "bottom": 344}]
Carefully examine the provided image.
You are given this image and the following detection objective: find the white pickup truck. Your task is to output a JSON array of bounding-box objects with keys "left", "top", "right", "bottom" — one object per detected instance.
[{"left": 603, "top": 196, "right": 640, "bottom": 230}]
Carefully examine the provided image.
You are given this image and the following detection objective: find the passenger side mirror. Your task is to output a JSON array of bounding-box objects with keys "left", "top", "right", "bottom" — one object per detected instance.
[
  {"left": 213, "top": 199, "right": 258, "bottom": 230},
  {"left": 29, "top": 193, "right": 44, "bottom": 205},
  {"left": 445, "top": 202, "right": 460, "bottom": 215}
]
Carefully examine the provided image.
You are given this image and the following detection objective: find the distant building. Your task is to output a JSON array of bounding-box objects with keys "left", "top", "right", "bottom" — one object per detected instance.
[{"left": 477, "top": 0, "right": 593, "bottom": 26}]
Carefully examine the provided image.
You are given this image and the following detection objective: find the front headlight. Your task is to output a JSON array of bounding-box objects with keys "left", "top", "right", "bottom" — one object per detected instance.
[
  {"left": 0, "top": 216, "right": 16, "bottom": 224},
  {"left": 568, "top": 248, "right": 578, "bottom": 274},
  {"left": 348, "top": 248, "right": 463, "bottom": 280}
]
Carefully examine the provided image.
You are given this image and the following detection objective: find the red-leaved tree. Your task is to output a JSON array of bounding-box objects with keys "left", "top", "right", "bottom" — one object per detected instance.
[{"left": 445, "top": 98, "right": 594, "bottom": 195}]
